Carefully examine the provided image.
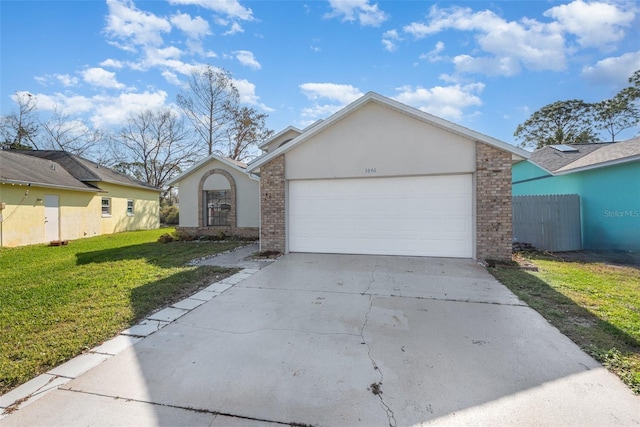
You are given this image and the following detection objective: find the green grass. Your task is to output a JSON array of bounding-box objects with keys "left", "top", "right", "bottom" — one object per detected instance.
[
  {"left": 490, "top": 255, "right": 640, "bottom": 394},
  {"left": 0, "top": 229, "right": 245, "bottom": 395}
]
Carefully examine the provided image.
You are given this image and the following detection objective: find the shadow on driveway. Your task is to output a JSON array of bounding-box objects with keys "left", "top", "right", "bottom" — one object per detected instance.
[{"left": 4, "top": 254, "right": 640, "bottom": 426}]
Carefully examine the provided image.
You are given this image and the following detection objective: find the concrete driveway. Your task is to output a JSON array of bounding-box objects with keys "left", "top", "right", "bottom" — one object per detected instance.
[{"left": 2, "top": 254, "right": 639, "bottom": 426}]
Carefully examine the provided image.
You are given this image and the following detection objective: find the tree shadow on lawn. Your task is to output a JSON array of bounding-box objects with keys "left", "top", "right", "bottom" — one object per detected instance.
[
  {"left": 126, "top": 265, "right": 234, "bottom": 324},
  {"left": 490, "top": 265, "right": 640, "bottom": 393},
  {"left": 0, "top": 266, "right": 234, "bottom": 396},
  {"left": 545, "top": 250, "right": 640, "bottom": 269},
  {"left": 75, "top": 240, "right": 243, "bottom": 269}
]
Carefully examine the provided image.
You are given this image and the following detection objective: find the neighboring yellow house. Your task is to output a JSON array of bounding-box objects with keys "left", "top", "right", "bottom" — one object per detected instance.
[{"left": 0, "top": 150, "right": 160, "bottom": 247}]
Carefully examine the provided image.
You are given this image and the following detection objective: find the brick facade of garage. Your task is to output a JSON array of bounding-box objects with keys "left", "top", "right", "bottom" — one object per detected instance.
[
  {"left": 258, "top": 143, "right": 514, "bottom": 261},
  {"left": 475, "top": 142, "right": 513, "bottom": 261},
  {"left": 259, "top": 155, "right": 286, "bottom": 253},
  {"left": 251, "top": 93, "right": 526, "bottom": 261}
]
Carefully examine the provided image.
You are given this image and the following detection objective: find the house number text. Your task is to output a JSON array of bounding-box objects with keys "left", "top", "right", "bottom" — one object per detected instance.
[{"left": 364, "top": 168, "right": 377, "bottom": 174}]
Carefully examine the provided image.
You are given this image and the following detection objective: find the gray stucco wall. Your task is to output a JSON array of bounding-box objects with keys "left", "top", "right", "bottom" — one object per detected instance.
[
  {"left": 176, "top": 160, "right": 259, "bottom": 228},
  {"left": 285, "top": 102, "right": 476, "bottom": 180}
]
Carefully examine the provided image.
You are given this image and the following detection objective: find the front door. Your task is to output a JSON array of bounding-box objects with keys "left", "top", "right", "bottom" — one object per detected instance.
[{"left": 44, "top": 195, "right": 60, "bottom": 242}]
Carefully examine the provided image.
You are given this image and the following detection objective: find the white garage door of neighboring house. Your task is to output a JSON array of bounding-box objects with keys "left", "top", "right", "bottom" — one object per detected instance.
[{"left": 288, "top": 175, "right": 473, "bottom": 258}]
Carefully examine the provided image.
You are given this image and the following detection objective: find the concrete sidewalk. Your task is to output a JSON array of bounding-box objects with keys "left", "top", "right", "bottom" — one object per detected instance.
[
  {"left": 195, "top": 242, "right": 276, "bottom": 269},
  {"left": 1, "top": 254, "right": 639, "bottom": 426}
]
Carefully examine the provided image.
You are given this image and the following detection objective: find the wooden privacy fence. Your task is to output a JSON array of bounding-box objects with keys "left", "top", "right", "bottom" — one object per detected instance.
[{"left": 512, "top": 194, "right": 581, "bottom": 252}]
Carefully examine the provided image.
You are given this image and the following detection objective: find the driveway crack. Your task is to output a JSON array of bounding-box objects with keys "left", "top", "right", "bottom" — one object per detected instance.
[
  {"left": 59, "top": 388, "right": 307, "bottom": 426},
  {"left": 360, "top": 262, "right": 397, "bottom": 427}
]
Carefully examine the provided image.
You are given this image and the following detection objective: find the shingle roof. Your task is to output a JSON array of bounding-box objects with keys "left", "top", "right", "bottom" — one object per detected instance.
[
  {"left": 530, "top": 137, "right": 640, "bottom": 174},
  {"left": 225, "top": 157, "right": 248, "bottom": 169},
  {"left": 14, "top": 150, "right": 158, "bottom": 191},
  {"left": 0, "top": 150, "right": 97, "bottom": 192}
]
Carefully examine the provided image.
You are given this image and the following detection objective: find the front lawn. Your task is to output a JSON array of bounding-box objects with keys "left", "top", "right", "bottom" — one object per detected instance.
[
  {"left": 490, "top": 253, "right": 640, "bottom": 394},
  {"left": 0, "top": 229, "right": 245, "bottom": 395}
]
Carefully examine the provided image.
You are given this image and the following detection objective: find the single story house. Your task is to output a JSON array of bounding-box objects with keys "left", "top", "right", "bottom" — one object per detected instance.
[
  {"left": 512, "top": 138, "right": 640, "bottom": 251},
  {"left": 247, "top": 92, "right": 529, "bottom": 261},
  {"left": 0, "top": 150, "right": 160, "bottom": 247},
  {"left": 167, "top": 153, "right": 260, "bottom": 238}
]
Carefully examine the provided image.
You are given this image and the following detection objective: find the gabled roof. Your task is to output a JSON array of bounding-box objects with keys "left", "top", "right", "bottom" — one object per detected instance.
[
  {"left": 248, "top": 92, "right": 529, "bottom": 172},
  {"left": 2, "top": 150, "right": 159, "bottom": 192},
  {"left": 258, "top": 125, "right": 302, "bottom": 149},
  {"left": 0, "top": 150, "right": 99, "bottom": 192},
  {"left": 15, "top": 150, "right": 158, "bottom": 191},
  {"left": 529, "top": 137, "right": 640, "bottom": 175},
  {"left": 166, "top": 153, "right": 258, "bottom": 186}
]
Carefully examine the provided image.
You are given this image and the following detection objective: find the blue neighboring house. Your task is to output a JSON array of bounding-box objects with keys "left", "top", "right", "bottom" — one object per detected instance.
[{"left": 512, "top": 137, "right": 640, "bottom": 251}]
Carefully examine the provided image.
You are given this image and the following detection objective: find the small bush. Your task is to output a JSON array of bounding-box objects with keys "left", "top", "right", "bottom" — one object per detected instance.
[
  {"left": 172, "top": 229, "right": 196, "bottom": 241},
  {"left": 160, "top": 205, "right": 179, "bottom": 225},
  {"left": 157, "top": 233, "right": 175, "bottom": 243}
]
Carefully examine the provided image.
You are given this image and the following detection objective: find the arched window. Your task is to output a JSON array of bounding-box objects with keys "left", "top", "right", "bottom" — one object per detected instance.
[{"left": 202, "top": 173, "right": 231, "bottom": 226}]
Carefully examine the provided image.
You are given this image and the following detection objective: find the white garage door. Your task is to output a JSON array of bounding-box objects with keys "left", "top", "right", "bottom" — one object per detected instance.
[{"left": 288, "top": 175, "right": 473, "bottom": 257}]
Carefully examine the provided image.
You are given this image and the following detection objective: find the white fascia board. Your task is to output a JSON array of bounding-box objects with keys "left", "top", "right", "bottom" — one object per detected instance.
[
  {"left": 0, "top": 179, "right": 101, "bottom": 193},
  {"left": 257, "top": 126, "right": 303, "bottom": 149},
  {"left": 247, "top": 91, "right": 530, "bottom": 173},
  {"left": 554, "top": 155, "right": 640, "bottom": 176},
  {"left": 167, "top": 153, "right": 254, "bottom": 186}
]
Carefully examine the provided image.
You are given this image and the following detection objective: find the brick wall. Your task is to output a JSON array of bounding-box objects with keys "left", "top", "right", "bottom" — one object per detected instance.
[
  {"left": 476, "top": 142, "right": 513, "bottom": 262},
  {"left": 259, "top": 155, "right": 286, "bottom": 253}
]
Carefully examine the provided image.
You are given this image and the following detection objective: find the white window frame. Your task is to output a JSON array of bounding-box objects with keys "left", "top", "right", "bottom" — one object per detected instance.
[
  {"left": 101, "top": 197, "right": 111, "bottom": 217},
  {"left": 126, "top": 199, "right": 135, "bottom": 216}
]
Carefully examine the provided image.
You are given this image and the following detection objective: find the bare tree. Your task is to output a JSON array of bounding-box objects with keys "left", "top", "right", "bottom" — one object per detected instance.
[
  {"left": 40, "top": 108, "right": 107, "bottom": 157},
  {"left": 224, "top": 106, "right": 274, "bottom": 161},
  {"left": 0, "top": 92, "right": 39, "bottom": 149},
  {"left": 176, "top": 66, "right": 239, "bottom": 156},
  {"left": 113, "top": 109, "right": 197, "bottom": 191}
]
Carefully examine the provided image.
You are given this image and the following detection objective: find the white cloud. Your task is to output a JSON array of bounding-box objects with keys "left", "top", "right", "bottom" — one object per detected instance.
[
  {"left": 223, "top": 22, "right": 244, "bottom": 35},
  {"left": 82, "top": 67, "right": 126, "bottom": 89},
  {"left": 56, "top": 74, "right": 79, "bottom": 87},
  {"left": 393, "top": 83, "right": 485, "bottom": 121},
  {"left": 298, "top": 83, "right": 364, "bottom": 123},
  {"left": 582, "top": 50, "right": 640, "bottom": 85},
  {"left": 100, "top": 59, "right": 124, "bottom": 69},
  {"left": 161, "top": 70, "right": 182, "bottom": 86},
  {"left": 453, "top": 55, "right": 521, "bottom": 76},
  {"left": 234, "top": 50, "right": 261, "bottom": 70},
  {"left": 403, "top": 6, "right": 567, "bottom": 75},
  {"left": 170, "top": 13, "right": 210, "bottom": 39},
  {"left": 544, "top": 0, "right": 635, "bottom": 49},
  {"left": 300, "top": 103, "right": 344, "bottom": 124},
  {"left": 382, "top": 29, "right": 400, "bottom": 52},
  {"left": 34, "top": 74, "right": 79, "bottom": 87},
  {"left": 325, "top": 0, "right": 388, "bottom": 27},
  {"left": 233, "top": 79, "right": 273, "bottom": 111},
  {"left": 419, "top": 41, "right": 445, "bottom": 63},
  {"left": 26, "top": 91, "right": 131, "bottom": 120},
  {"left": 299, "top": 83, "right": 364, "bottom": 104},
  {"left": 168, "top": 0, "right": 254, "bottom": 21},
  {"left": 91, "top": 91, "right": 168, "bottom": 127},
  {"left": 105, "top": 0, "right": 171, "bottom": 50},
  {"left": 142, "top": 46, "right": 183, "bottom": 67}
]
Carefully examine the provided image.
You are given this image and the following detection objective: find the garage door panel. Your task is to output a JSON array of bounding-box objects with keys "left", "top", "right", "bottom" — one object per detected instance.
[{"left": 289, "top": 175, "right": 473, "bottom": 257}]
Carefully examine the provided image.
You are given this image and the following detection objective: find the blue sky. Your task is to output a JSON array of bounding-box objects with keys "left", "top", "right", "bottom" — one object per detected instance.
[{"left": 2, "top": 0, "right": 639, "bottom": 148}]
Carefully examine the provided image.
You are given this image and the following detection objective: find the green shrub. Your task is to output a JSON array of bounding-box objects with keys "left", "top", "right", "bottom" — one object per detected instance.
[{"left": 160, "top": 205, "right": 179, "bottom": 225}]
